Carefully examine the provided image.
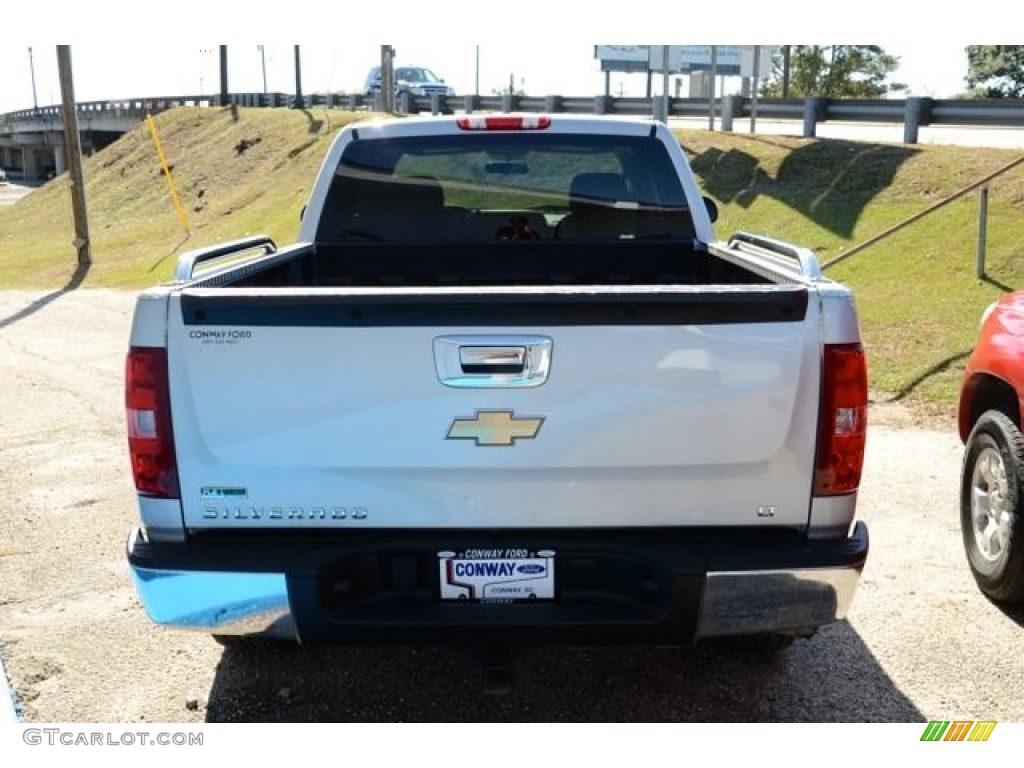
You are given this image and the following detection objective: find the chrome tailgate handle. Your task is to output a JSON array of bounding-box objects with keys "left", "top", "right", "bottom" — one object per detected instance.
[
  {"left": 435, "top": 336, "right": 552, "bottom": 388},
  {"left": 459, "top": 346, "right": 526, "bottom": 374}
]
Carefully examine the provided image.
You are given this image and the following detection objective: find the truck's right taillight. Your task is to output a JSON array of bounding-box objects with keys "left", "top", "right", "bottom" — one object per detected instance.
[
  {"left": 814, "top": 343, "right": 868, "bottom": 496},
  {"left": 126, "top": 346, "right": 180, "bottom": 499}
]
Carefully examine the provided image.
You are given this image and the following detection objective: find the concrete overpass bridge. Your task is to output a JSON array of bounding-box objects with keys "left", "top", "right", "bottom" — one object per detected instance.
[{"left": 0, "top": 95, "right": 216, "bottom": 180}]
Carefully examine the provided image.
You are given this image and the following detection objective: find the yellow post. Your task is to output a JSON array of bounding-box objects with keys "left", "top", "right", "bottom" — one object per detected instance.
[{"left": 145, "top": 114, "right": 189, "bottom": 235}]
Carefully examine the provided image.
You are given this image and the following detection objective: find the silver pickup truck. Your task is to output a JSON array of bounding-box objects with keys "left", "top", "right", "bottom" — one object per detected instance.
[{"left": 125, "top": 114, "right": 868, "bottom": 657}]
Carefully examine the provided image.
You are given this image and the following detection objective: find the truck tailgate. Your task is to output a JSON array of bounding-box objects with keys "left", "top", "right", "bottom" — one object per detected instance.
[{"left": 167, "top": 286, "right": 821, "bottom": 530}]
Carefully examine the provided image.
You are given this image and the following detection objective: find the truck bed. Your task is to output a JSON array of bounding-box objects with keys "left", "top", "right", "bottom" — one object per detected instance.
[{"left": 203, "top": 240, "right": 770, "bottom": 290}]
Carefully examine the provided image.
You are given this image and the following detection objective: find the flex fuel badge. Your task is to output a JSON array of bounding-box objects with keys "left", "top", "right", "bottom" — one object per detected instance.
[{"left": 200, "top": 486, "right": 248, "bottom": 502}]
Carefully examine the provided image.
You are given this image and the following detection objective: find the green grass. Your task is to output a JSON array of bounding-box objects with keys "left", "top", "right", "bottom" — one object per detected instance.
[{"left": 1, "top": 108, "right": 1022, "bottom": 413}]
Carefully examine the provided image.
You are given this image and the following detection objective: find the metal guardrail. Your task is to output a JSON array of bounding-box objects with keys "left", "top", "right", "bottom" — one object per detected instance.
[
  {"left": 3, "top": 93, "right": 1024, "bottom": 144},
  {"left": 1, "top": 96, "right": 219, "bottom": 123}
]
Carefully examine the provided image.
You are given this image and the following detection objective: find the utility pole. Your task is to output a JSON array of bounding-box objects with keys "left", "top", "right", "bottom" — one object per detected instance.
[
  {"left": 56, "top": 45, "right": 91, "bottom": 267},
  {"left": 258, "top": 45, "right": 268, "bottom": 95},
  {"left": 750, "top": 46, "right": 761, "bottom": 134},
  {"left": 661, "top": 45, "right": 670, "bottom": 122},
  {"left": 293, "top": 45, "right": 303, "bottom": 108},
  {"left": 380, "top": 46, "right": 395, "bottom": 114},
  {"left": 708, "top": 45, "right": 718, "bottom": 131},
  {"left": 782, "top": 45, "right": 791, "bottom": 99},
  {"left": 28, "top": 47, "right": 39, "bottom": 112},
  {"left": 219, "top": 45, "right": 229, "bottom": 105},
  {"left": 475, "top": 45, "right": 480, "bottom": 96}
]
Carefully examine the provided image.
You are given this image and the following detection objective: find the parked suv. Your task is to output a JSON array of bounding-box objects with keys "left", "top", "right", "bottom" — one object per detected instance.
[
  {"left": 363, "top": 65, "right": 456, "bottom": 98},
  {"left": 958, "top": 291, "right": 1024, "bottom": 603}
]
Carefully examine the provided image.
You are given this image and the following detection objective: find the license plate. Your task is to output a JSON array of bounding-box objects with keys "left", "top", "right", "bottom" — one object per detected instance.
[{"left": 438, "top": 549, "right": 556, "bottom": 601}]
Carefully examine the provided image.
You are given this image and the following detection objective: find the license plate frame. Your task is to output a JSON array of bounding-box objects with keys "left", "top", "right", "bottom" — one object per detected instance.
[{"left": 437, "top": 548, "right": 556, "bottom": 601}]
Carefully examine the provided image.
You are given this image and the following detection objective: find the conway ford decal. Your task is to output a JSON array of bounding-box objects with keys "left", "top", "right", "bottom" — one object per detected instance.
[{"left": 189, "top": 329, "right": 253, "bottom": 344}]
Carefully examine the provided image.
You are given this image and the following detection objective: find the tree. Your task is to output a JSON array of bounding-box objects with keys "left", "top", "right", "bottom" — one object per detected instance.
[
  {"left": 491, "top": 74, "right": 526, "bottom": 97},
  {"left": 761, "top": 46, "right": 905, "bottom": 98},
  {"left": 966, "top": 46, "right": 1024, "bottom": 98}
]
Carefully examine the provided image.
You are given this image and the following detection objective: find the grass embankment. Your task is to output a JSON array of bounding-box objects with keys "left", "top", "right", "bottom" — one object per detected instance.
[{"left": 0, "top": 107, "right": 1022, "bottom": 410}]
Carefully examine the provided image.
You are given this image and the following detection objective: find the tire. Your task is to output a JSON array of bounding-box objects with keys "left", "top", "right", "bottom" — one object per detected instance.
[{"left": 961, "top": 409, "right": 1024, "bottom": 603}]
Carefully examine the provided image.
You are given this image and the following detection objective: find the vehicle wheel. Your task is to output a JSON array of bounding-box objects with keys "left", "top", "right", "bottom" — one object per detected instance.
[{"left": 961, "top": 410, "right": 1024, "bottom": 603}]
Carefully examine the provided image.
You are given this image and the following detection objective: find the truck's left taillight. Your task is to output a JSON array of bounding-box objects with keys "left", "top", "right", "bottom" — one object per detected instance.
[{"left": 126, "top": 346, "right": 180, "bottom": 499}]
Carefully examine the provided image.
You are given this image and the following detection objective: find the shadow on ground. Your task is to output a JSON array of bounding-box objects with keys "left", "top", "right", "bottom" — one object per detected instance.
[
  {"left": 981, "top": 275, "right": 1015, "bottom": 294},
  {"left": 205, "top": 622, "right": 921, "bottom": 722},
  {"left": 994, "top": 601, "right": 1024, "bottom": 627},
  {"left": 885, "top": 350, "right": 973, "bottom": 403},
  {"left": 0, "top": 261, "right": 90, "bottom": 329},
  {"left": 689, "top": 139, "right": 919, "bottom": 239},
  {"left": 147, "top": 233, "right": 192, "bottom": 274}
]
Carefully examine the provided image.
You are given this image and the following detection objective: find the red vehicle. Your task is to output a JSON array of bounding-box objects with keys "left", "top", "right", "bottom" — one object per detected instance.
[{"left": 958, "top": 291, "right": 1024, "bottom": 603}]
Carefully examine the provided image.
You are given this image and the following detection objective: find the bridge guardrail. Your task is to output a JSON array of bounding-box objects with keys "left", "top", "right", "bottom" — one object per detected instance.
[{"left": 4, "top": 93, "right": 1024, "bottom": 145}]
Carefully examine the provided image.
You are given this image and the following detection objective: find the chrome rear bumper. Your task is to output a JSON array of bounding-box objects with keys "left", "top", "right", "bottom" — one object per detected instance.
[
  {"left": 699, "top": 568, "right": 860, "bottom": 638},
  {"left": 128, "top": 523, "right": 866, "bottom": 644},
  {"left": 130, "top": 569, "right": 298, "bottom": 640}
]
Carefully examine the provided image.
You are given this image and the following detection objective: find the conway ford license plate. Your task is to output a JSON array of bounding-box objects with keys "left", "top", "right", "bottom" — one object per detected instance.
[{"left": 438, "top": 549, "right": 556, "bottom": 601}]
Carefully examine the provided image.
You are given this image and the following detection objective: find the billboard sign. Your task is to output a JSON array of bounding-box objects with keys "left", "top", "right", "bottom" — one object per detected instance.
[
  {"left": 598, "top": 45, "right": 775, "bottom": 77},
  {"left": 595, "top": 45, "right": 650, "bottom": 73},
  {"left": 674, "top": 46, "right": 743, "bottom": 75}
]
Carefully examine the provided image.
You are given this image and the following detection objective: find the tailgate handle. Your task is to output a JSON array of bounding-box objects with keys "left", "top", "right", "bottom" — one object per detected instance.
[
  {"left": 460, "top": 346, "right": 526, "bottom": 374},
  {"left": 434, "top": 336, "right": 552, "bottom": 388}
]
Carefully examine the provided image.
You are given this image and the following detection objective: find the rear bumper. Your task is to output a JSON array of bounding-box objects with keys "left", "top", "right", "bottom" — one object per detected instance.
[{"left": 127, "top": 523, "right": 868, "bottom": 646}]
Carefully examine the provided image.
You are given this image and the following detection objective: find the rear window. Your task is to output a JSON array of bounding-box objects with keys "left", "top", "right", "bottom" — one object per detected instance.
[{"left": 316, "top": 133, "right": 694, "bottom": 243}]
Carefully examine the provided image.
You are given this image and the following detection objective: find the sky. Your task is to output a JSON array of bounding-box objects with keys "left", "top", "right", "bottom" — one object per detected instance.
[
  {"left": 0, "top": 3, "right": 1016, "bottom": 115},
  {"left": 0, "top": 42, "right": 979, "bottom": 115}
]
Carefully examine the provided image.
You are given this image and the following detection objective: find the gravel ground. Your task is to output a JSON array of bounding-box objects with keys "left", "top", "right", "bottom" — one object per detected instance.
[{"left": 0, "top": 287, "right": 1021, "bottom": 723}]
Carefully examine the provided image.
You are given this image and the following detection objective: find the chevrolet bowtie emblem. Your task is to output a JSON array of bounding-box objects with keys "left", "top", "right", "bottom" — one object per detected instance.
[{"left": 447, "top": 410, "right": 544, "bottom": 447}]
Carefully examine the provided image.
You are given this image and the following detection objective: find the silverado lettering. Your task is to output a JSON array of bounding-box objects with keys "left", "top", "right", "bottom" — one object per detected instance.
[{"left": 201, "top": 507, "right": 368, "bottom": 521}]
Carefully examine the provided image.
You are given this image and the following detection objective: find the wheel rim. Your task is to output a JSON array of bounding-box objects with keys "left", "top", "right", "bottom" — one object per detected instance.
[{"left": 970, "top": 445, "right": 1013, "bottom": 564}]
